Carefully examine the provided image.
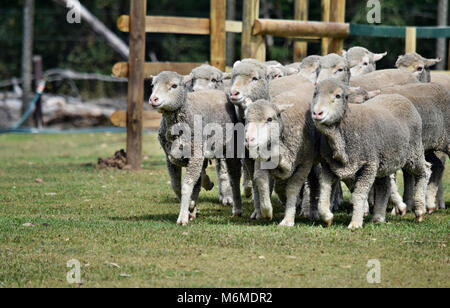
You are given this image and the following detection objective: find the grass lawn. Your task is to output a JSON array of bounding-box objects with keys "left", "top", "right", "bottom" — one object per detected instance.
[{"left": 0, "top": 132, "right": 448, "bottom": 288}]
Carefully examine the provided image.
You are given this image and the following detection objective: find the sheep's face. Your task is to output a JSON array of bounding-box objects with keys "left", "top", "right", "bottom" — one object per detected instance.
[
  {"left": 150, "top": 72, "right": 188, "bottom": 113},
  {"left": 396, "top": 53, "right": 441, "bottom": 83},
  {"left": 316, "top": 54, "right": 350, "bottom": 85},
  {"left": 230, "top": 62, "right": 269, "bottom": 109},
  {"left": 266, "top": 65, "right": 286, "bottom": 80},
  {"left": 299, "top": 56, "right": 321, "bottom": 83},
  {"left": 347, "top": 87, "right": 381, "bottom": 104},
  {"left": 190, "top": 65, "right": 224, "bottom": 92},
  {"left": 344, "top": 47, "right": 386, "bottom": 77},
  {"left": 192, "top": 76, "right": 223, "bottom": 92},
  {"left": 244, "top": 99, "right": 279, "bottom": 151},
  {"left": 311, "top": 79, "right": 348, "bottom": 126}
]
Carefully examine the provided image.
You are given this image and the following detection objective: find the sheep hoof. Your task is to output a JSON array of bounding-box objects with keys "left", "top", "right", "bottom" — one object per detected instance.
[
  {"left": 416, "top": 214, "right": 425, "bottom": 223},
  {"left": 347, "top": 221, "right": 363, "bottom": 230},
  {"left": 427, "top": 207, "right": 436, "bottom": 215},
  {"left": 244, "top": 187, "right": 253, "bottom": 198},
  {"left": 364, "top": 212, "right": 369, "bottom": 217},
  {"left": 222, "top": 196, "right": 234, "bottom": 207},
  {"left": 324, "top": 218, "right": 333, "bottom": 227},
  {"left": 261, "top": 207, "right": 273, "bottom": 221},
  {"left": 373, "top": 216, "right": 385, "bottom": 224},
  {"left": 176, "top": 217, "right": 189, "bottom": 226},
  {"left": 231, "top": 209, "right": 242, "bottom": 218},
  {"left": 279, "top": 219, "right": 295, "bottom": 227},
  {"left": 250, "top": 210, "right": 262, "bottom": 220}
]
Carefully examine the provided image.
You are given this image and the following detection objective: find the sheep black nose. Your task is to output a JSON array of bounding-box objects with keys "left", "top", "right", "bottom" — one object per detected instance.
[{"left": 232, "top": 91, "right": 240, "bottom": 97}]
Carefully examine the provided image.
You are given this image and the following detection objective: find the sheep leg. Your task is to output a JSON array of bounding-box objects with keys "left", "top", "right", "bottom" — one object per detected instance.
[
  {"left": 402, "top": 171, "right": 415, "bottom": 212},
  {"left": 177, "top": 158, "right": 204, "bottom": 226},
  {"left": 275, "top": 180, "right": 287, "bottom": 205},
  {"left": 436, "top": 152, "right": 446, "bottom": 210},
  {"left": 305, "top": 166, "right": 321, "bottom": 221},
  {"left": 404, "top": 159, "right": 431, "bottom": 223},
  {"left": 348, "top": 165, "right": 377, "bottom": 230},
  {"left": 280, "top": 166, "right": 310, "bottom": 227},
  {"left": 317, "top": 165, "right": 337, "bottom": 226},
  {"left": 368, "top": 187, "right": 375, "bottom": 207},
  {"left": 389, "top": 173, "right": 407, "bottom": 216},
  {"left": 245, "top": 158, "right": 262, "bottom": 220},
  {"left": 425, "top": 152, "right": 445, "bottom": 214},
  {"left": 189, "top": 178, "right": 203, "bottom": 221},
  {"left": 216, "top": 159, "right": 234, "bottom": 206},
  {"left": 254, "top": 161, "right": 273, "bottom": 220},
  {"left": 166, "top": 158, "right": 182, "bottom": 201},
  {"left": 225, "top": 158, "right": 243, "bottom": 217},
  {"left": 242, "top": 163, "right": 253, "bottom": 198},
  {"left": 373, "top": 176, "right": 391, "bottom": 224},
  {"left": 331, "top": 182, "right": 344, "bottom": 211},
  {"left": 298, "top": 182, "right": 311, "bottom": 218},
  {"left": 201, "top": 170, "right": 214, "bottom": 191}
]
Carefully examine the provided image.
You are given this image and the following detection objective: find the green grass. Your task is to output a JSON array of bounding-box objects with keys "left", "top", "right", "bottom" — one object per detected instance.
[{"left": 0, "top": 133, "right": 448, "bottom": 288}]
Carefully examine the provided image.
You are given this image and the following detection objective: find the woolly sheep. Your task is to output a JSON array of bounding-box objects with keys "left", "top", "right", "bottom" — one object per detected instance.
[
  {"left": 299, "top": 55, "right": 322, "bottom": 83},
  {"left": 151, "top": 71, "right": 243, "bottom": 225},
  {"left": 189, "top": 64, "right": 234, "bottom": 206},
  {"left": 380, "top": 83, "right": 450, "bottom": 213},
  {"left": 395, "top": 52, "right": 441, "bottom": 83},
  {"left": 312, "top": 79, "right": 431, "bottom": 229},
  {"left": 343, "top": 47, "right": 387, "bottom": 77}
]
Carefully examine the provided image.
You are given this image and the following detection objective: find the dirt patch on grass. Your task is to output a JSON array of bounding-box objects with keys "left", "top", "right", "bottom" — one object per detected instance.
[{"left": 97, "top": 149, "right": 131, "bottom": 170}]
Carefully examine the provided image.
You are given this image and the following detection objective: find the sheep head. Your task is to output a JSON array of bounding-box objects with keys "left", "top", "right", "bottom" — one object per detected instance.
[
  {"left": 311, "top": 79, "right": 349, "bottom": 126},
  {"left": 396, "top": 52, "right": 441, "bottom": 83},
  {"left": 150, "top": 71, "right": 189, "bottom": 113},
  {"left": 316, "top": 54, "right": 350, "bottom": 85},
  {"left": 229, "top": 60, "right": 270, "bottom": 109},
  {"left": 299, "top": 55, "right": 321, "bottom": 83},
  {"left": 343, "top": 47, "right": 386, "bottom": 77},
  {"left": 190, "top": 64, "right": 224, "bottom": 92}
]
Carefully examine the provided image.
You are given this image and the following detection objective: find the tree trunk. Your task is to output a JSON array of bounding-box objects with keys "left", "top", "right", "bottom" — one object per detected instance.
[
  {"left": 436, "top": 0, "right": 448, "bottom": 70},
  {"left": 21, "top": 0, "right": 34, "bottom": 127},
  {"left": 52, "top": 0, "right": 129, "bottom": 59}
]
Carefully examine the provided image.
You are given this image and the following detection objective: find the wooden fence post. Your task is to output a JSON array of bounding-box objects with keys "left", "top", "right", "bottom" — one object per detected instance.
[
  {"left": 126, "top": 0, "right": 147, "bottom": 170},
  {"left": 328, "top": 0, "right": 346, "bottom": 55},
  {"left": 405, "top": 27, "right": 417, "bottom": 53},
  {"left": 293, "top": 0, "right": 309, "bottom": 62},
  {"left": 242, "top": 0, "right": 265, "bottom": 61},
  {"left": 210, "top": 0, "right": 227, "bottom": 71},
  {"left": 321, "top": 0, "right": 331, "bottom": 55}
]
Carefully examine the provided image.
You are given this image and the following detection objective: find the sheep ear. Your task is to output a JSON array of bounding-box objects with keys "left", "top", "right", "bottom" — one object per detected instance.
[
  {"left": 367, "top": 90, "right": 381, "bottom": 99},
  {"left": 243, "top": 98, "right": 253, "bottom": 108},
  {"left": 348, "top": 86, "right": 362, "bottom": 94},
  {"left": 424, "top": 57, "right": 441, "bottom": 68},
  {"left": 286, "top": 67, "right": 298, "bottom": 75},
  {"left": 276, "top": 104, "right": 294, "bottom": 114},
  {"left": 233, "top": 61, "right": 242, "bottom": 69},
  {"left": 223, "top": 72, "right": 232, "bottom": 80},
  {"left": 373, "top": 52, "right": 387, "bottom": 62},
  {"left": 182, "top": 74, "right": 194, "bottom": 89},
  {"left": 341, "top": 50, "right": 347, "bottom": 57}
]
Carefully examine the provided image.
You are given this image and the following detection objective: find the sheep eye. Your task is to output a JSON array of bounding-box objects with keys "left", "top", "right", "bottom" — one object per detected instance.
[
  {"left": 267, "top": 117, "right": 273, "bottom": 123},
  {"left": 335, "top": 94, "right": 342, "bottom": 99},
  {"left": 252, "top": 77, "right": 259, "bottom": 82},
  {"left": 363, "top": 62, "right": 368, "bottom": 66},
  {"left": 337, "top": 68, "right": 344, "bottom": 72},
  {"left": 171, "top": 84, "right": 178, "bottom": 89},
  {"left": 211, "top": 79, "right": 217, "bottom": 83},
  {"left": 417, "top": 67, "right": 423, "bottom": 72}
]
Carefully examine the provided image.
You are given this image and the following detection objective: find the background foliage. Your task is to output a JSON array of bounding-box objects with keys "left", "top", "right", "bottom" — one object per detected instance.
[{"left": 0, "top": 0, "right": 445, "bottom": 81}]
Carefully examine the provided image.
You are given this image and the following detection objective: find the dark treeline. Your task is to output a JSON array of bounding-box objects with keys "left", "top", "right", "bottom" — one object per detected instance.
[{"left": 0, "top": 0, "right": 443, "bottom": 82}]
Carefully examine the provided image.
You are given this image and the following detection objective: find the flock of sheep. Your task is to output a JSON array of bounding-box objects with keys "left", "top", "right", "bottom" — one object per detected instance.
[{"left": 149, "top": 47, "right": 449, "bottom": 229}]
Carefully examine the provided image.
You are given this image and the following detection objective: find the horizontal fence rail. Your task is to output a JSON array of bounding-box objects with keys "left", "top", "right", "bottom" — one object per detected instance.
[
  {"left": 117, "top": 15, "right": 243, "bottom": 35},
  {"left": 350, "top": 24, "right": 450, "bottom": 38},
  {"left": 253, "top": 19, "right": 350, "bottom": 38},
  {"left": 112, "top": 62, "right": 206, "bottom": 78}
]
